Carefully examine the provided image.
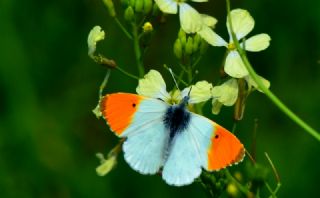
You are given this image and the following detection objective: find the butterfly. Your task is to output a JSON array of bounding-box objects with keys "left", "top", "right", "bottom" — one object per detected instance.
[{"left": 100, "top": 70, "right": 245, "bottom": 186}]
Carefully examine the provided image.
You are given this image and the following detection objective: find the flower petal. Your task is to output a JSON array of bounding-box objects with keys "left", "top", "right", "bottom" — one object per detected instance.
[
  {"left": 154, "top": 0, "right": 178, "bottom": 14},
  {"left": 96, "top": 153, "right": 117, "bottom": 176},
  {"left": 211, "top": 99, "right": 223, "bottom": 115},
  {"left": 211, "top": 78, "right": 238, "bottom": 106},
  {"left": 225, "top": 50, "right": 248, "bottom": 78},
  {"left": 136, "top": 70, "right": 170, "bottom": 100},
  {"left": 227, "top": 9, "right": 254, "bottom": 40},
  {"left": 245, "top": 75, "right": 270, "bottom": 92},
  {"left": 87, "top": 26, "right": 105, "bottom": 57},
  {"left": 198, "top": 26, "right": 227, "bottom": 46},
  {"left": 169, "top": 89, "right": 183, "bottom": 104},
  {"left": 179, "top": 3, "right": 202, "bottom": 33},
  {"left": 181, "top": 81, "right": 213, "bottom": 104},
  {"left": 242, "top": 33, "right": 271, "bottom": 52},
  {"left": 201, "top": 14, "right": 218, "bottom": 28}
]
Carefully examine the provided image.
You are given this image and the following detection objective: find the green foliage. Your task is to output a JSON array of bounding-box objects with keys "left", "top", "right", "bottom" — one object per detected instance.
[{"left": 0, "top": 0, "right": 320, "bottom": 197}]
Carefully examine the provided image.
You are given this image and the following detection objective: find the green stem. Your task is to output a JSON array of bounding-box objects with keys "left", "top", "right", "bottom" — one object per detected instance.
[
  {"left": 226, "top": 0, "right": 320, "bottom": 142},
  {"left": 132, "top": 23, "right": 145, "bottom": 77},
  {"left": 116, "top": 66, "right": 139, "bottom": 80},
  {"left": 99, "top": 69, "right": 111, "bottom": 98},
  {"left": 114, "top": 17, "right": 132, "bottom": 40}
]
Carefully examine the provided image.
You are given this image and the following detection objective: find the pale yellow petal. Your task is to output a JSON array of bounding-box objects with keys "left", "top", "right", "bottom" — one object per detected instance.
[
  {"left": 87, "top": 26, "right": 105, "bottom": 57},
  {"left": 168, "top": 89, "right": 182, "bottom": 104},
  {"left": 201, "top": 14, "right": 218, "bottom": 28},
  {"left": 179, "top": 3, "right": 202, "bottom": 33},
  {"left": 154, "top": 0, "right": 178, "bottom": 14},
  {"left": 211, "top": 99, "right": 223, "bottom": 115},
  {"left": 181, "top": 81, "right": 213, "bottom": 104},
  {"left": 225, "top": 50, "right": 249, "bottom": 78},
  {"left": 242, "top": 33, "right": 271, "bottom": 52},
  {"left": 227, "top": 9, "right": 254, "bottom": 40},
  {"left": 96, "top": 154, "right": 117, "bottom": 176},
  {"left": 136, "top": 70, "right": 170, "bottom": 100},
  {"left": 245, "top": 75, "right": 270, "bottom": 92},
  {"left": 198, "top": 26, "right": 227, "bottom": 47},
  {"left": 211, "top": 78, "right": 238, "bottom": 106}
]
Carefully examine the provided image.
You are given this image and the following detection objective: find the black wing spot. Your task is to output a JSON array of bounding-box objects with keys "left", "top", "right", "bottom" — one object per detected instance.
[
  {"left": 132, "top": 103, "right": 136, "bottom": 107},
  {"left": 215, "top": 134, "right": 219, "bottom": 139}
]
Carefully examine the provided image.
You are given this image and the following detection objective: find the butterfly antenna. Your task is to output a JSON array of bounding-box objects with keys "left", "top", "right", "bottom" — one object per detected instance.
[{"left": 168, "top": 67, "right": 180, "bottom": 91}]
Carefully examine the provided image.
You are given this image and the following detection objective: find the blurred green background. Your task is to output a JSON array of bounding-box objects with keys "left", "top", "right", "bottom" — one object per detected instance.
[{"left": 1, "top": 0, "right": 320, "bottom": 197}]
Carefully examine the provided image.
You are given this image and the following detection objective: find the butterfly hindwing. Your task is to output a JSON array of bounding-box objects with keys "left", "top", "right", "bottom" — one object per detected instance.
[{"left": 162, "top": 113, "right": 214, "bottom": 186}]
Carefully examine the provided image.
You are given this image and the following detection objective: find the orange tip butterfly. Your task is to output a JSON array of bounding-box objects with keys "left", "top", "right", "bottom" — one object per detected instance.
[{"left": 100, "top": 70, "right": 245, "bottom": 186}]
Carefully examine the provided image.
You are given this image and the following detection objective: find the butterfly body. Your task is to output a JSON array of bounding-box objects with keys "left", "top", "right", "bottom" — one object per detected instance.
[
  {"left": 100, "top": 92, "right": 245, "bottom": 186},
  {"left": 164, "top": 96, "right": 191, "bottom": 141}
]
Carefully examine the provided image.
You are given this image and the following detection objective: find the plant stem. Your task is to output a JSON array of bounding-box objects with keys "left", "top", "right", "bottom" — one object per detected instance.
[
  {"left": 114, "top": 17, "right": 132, "bottom": 40},
  {"left": 132, "top": 23, "right": 145, "bottom": 77},
  {"left": 116, "top": 66, "right": 139, "bottom": 80},
  {"left": 226, "top": 0, "right": 320, "bottom": 142},
  {"left": 99, "top": 69, "right": 111, "bottom": 98}
]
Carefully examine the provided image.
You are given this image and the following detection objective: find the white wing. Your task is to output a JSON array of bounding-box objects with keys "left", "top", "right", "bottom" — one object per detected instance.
[
  {"left": 123, "top": 98, "right": 170, "bottom": 174},
  {"left": 162, "top": 113, "right": 214, "bottom": 186}
]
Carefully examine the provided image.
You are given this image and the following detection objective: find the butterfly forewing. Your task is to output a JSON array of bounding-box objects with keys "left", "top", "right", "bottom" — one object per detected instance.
[
  {"left": 206, "top": 123, "right": 245, "bottom": 171},
  {"left": 101, "top": 93, "right": 170, "bottom": 174}
]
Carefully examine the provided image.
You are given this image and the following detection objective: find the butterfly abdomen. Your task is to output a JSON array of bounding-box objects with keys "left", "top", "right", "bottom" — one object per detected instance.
[{"left": 163, "top": 104, "right": 191, "bottom": 140}]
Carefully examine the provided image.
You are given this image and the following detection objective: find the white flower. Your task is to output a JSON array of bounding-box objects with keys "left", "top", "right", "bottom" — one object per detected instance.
[
  {"left": 87, "top": 26, "right": 105, "bottom": 57},
  {"left": 204, "top": 9, "right": 271, "bottom": 78},
  {"left": 155, "top": 0, "right": 207, "bottom": 33},
  {"left": 211, "top": 76, "right": 271, "bottom": 114},
  {"left": 136, "top": 70, "right": 213, "bottom": 104},
  {"left": 211, "top": 79, "right": 238, "bottom": 114},
  {"left": 96, "top": 153, "right": 117, "bottom": 176}
]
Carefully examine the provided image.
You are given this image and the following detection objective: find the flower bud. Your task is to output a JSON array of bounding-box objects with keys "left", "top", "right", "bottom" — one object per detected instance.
[
  {"left": 134, "top": 0, "right": 143, "bottom": 12},
  {"left": 143, "top": 0, "right": 153, "bottom": 14},
  {"left": 102, "top": 0, "right": 116, "bottom": 17},
  {"left": 129, "top": 0, "right": 135, "bottom": 7},
  {"left": 199, "top": 39, "right": 208, "bottom": 55},
  {"left": 142, "top": 22, "right": 153, "bottom": 33},
  {"left": 226, "top": 183, "right": 238, "bottom": 197},
  {"left": 173, "top": 39, "right": 183, "bottom": 59},
  {"left": 178, "top": 30, "right": 187, "bottom": 49},
  {"left": 120, "top": 0, "right": 129, "bottom": 6},
  {"left": 192, "top": 34, "right": 201, "bottom": 53},
  {"left": 185, "top": 37, "right": 193, "bottom": 55},
  {"left": 124, "top": 6, "right": 135, "bottom": 22}
]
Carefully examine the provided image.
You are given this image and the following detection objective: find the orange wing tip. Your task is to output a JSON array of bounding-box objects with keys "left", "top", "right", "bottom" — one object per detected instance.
[
  {"left": 100, "top": 93, "right": 143, "bottom": 136},
  {"left": 209, "top": 147, "right": 246, "bottom": 172},
  {"left": 207, "top": 123, "right": 246, "bottom": 171}
]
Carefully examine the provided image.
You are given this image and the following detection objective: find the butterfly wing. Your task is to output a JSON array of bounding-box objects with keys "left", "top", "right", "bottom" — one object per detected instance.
[
  {"left": 162, "top": 113, "right": 214, "bottom": 186},
  {"left": 162, "top": 113, "right": 245, "bottom": 186},
  {"left": 100, "top": 93, "right": 170, "bottom": 174},
  {"left": 206, "top": 122, "right": 245, "bottom": 171}
]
